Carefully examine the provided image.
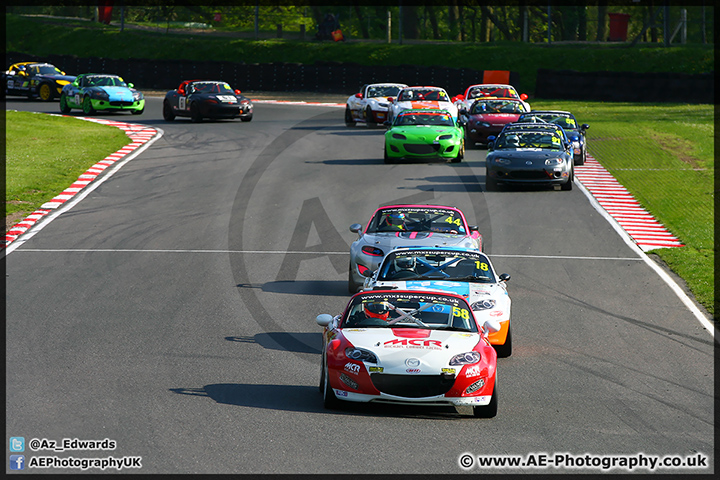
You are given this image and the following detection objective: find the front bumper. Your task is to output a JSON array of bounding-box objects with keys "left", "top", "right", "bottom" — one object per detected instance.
[
  {"left": 202, "top": 102, "right": 253, "bottom": 118},
  {"left": 90, "top": 98, "right": 145, "bottom": 111},
  {"left": 386, "top": 140, "right": 462, "bottom": 159},
  {"left": 487, "top": 164, "right": 571, "bottom": 185}
]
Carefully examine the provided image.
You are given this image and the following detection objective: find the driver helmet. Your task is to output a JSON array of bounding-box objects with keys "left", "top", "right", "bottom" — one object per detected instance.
[
  {"left": 365, "top": 302, "right": 390, "bottom": 320},
  {"left": 505, "top": 134, "right": 520, "bottom": 146},
  {"left": 394, "top": 256, "right": 416, "bottom": 271},
  {"left": 384, "top": 212, "right": 406, "bottom": 229}
]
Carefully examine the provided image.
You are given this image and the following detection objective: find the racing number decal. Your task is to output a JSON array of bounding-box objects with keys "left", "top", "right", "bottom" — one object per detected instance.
[
  {"left": 74, "top": 94, "right": 81, "bottom": 105},
  {"left": 452, "top": 306, "right": 470, "bottom": 321},
  {"left": 475, "top": 261, "right": 489, "bottom": 271},
  {"left": 445, "top": 217, "right": 462, "bottom": 227},
  {"left": 179, "top": 97, "right": 186, "bottom": 110}
]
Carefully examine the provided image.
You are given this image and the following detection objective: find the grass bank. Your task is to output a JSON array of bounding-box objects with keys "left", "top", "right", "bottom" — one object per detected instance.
[{"left": 5, "top": 13, "right": 715, "bottom": 95}]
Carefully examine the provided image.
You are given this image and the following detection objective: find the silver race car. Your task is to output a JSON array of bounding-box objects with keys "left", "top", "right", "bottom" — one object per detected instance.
[{"left": 348, "top": 205, "right": 482, "bottom": 294}]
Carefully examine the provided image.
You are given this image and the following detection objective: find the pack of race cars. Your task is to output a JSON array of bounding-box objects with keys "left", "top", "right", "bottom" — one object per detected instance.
[
  {"left": 4, "top": 62, "right": 254, "bottom": 123},
  {"left": 324, "top": 81, "right": 591, "bottom": 416},
  {"left": 345, "top": 81, "right": 589, "bottom": 191},
  {"left": 9, "top": 62, "right": 589, "bottom": 417}
]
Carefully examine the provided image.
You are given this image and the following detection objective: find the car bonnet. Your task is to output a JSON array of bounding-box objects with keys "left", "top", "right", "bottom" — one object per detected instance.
[
  {"left": 98, "top": 86, "right": 135, "bottom": 101},
  {"left": 341, "top": 328, "right": 482, "bottom": 371},
  {"left": 363, "top": 232, "right": 476, "bottom": 249}
]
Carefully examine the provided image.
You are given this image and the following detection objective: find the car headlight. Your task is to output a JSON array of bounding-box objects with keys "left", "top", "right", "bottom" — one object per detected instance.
[
  {"left": 481, "top": 122, "right": 491, "bottom": 128},
  {"left": 378, "top": 102, "right": 388, "bottom": 107},
  {"left": 449, "top": 351, "right": 481, "bottom": 365},
  {"left": 493, "top": 157, "right": 511, "bottom": 165},
  {"left": 133, "top": 91, "right": 144, "bottom": 101},
  {"left": 437, "top": 134, "right": 453, "bottom": 140},
  {"left": 91, "top": 90, "right": 109, "bottom": 100},
  {"left": 345, "top": 347, "right": 378, "bottom": 364},
  {"left": 361, "top": 246, "right": 384, "bottom": 257},
  {"left": 471, "top": 299, "right": 496, "bottom": 310},
  {"left": 392, "top": 133, "right": 406, "bottom": 140},
  {"left": 545, "top": 158, "right": 563, "bottom": 165}
]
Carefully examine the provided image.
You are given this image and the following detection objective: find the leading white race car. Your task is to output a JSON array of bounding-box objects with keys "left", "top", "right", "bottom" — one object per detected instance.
[
  {"left": 362, "top": 247, "right": 512, "bottom": 357},
  {"left": 317, "top": 289, "right": 500, "bottom": 417},
  {"left": 345, "top": 82, "right": 407, "bottom": 127},
  {"left": 387, "top": 86, "right": 458, "bottom": 124},
  {"left": 453, "top": 83, "right": 530, "bottom": 113}
]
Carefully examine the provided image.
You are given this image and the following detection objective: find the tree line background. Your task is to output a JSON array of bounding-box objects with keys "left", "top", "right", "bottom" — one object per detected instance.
[{"left": 7, "top": 2, "right": 713, "bottom": 45}]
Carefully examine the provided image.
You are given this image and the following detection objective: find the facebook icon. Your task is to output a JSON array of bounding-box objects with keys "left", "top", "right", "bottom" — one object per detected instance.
[{"left": 10, "top": 455, "right": 25, "bottom": 470}]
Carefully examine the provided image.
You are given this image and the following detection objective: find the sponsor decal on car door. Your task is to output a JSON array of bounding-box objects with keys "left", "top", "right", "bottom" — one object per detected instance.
[{"left": 179, "top": 96, "right": 186, "bottom": 110}]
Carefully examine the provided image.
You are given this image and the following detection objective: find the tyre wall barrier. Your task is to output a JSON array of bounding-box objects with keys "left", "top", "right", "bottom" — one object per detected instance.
[
  {"left": 535, "top": 68, "right": 714, "bottom": 104},
  {"left": 6, "top": 52, "right": 520, "bottom": 99}
]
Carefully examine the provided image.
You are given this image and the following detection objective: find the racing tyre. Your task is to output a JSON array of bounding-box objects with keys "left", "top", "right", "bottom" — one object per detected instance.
[
  {"left": 59, "top": 94, "right": 71, "bottom": 114},
  {"left": 162, "top": 101, "right": 175, "bottom": 121},
  {"left": 365, "top": 107, "right": 377, "bottom": 128},
  {"left": 240, "top": 114, "right": 253, "bottom": 122},
  {"left": 561, "top": 168, "right": 574, "bottom": 191},
  {"left": 473, "top": 382, "right": 498, "bottom": 418},
  {"left": 451, "top": 142, "right": 465, "bottom": 163},
  {"left": 348, "top": 263, "right": 361, "bottom": 294},
  {"left": 494, "top": 324, "right": 512, "bottom": 358},
  {"left": 82, "top": 96, "right": 95, "bottom": 115},
  {"left": 575, "top": 147, "right": 586, "bottom": 166},
  {"left": 344, "top": 106, "right": 356, "bottom": 127},
  {"left": 190, "top": 102, "right": 203, "bottom": 123},
  {"left": 485, "top": 175, "right": 498, "bottom": 192},
  {"left": 131, "top": 107, "right": 144, "bottom": 115},
  {"left": 383, "top": 146, "right": 396, "bottom": 165},
  {"left": 38, "top": 83, "right": 53, "bottom": 101},
  {"left": 323, "top": 364, "right": 342, "bottom": 410},
  {"left": 319, "top": 355, "right": 326, "bottom": 393}
]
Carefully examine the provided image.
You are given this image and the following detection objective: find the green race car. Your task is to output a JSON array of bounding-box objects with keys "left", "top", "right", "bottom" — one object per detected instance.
[
  {"left": 384, "top": 109, "right": 465, "bottom": 163},
  {"left": 59, "top": 73, "right": 145, "bottom": 115}
]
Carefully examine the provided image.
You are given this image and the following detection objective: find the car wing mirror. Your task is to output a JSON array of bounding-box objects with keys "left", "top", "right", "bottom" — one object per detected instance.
[
  {"left": 361, "top": 269, "right": 375, "bottom": 278},
  {"left": 581, "top": 124, "right": 590, "bottom": 130},
  {"left": 316, "top": 314, "right": 334, "bottom": 327},
  {"left": 349, "top": 223, "right": 363, "bottom": 234},
  {"left": 469, "top": 225, "right": 479, "bottom": 232},
  {"left": 499, "top": 273, "right": 511, "bottom": 282},
  {"left": 483, "top": 319, "right": 501, "bottom": 333}
]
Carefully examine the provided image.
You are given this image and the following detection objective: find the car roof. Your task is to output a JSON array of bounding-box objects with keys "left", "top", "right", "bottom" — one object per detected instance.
[
  {"left": 522, "top": 110, "right": 574, "bottom": 116},
  {"left": 350, "top": 288, "right": 470, "bottom": 303},
  {"left": 375, "top": 203, "right": 461, "bottom": 212},
  {"left": 397, "top": 108, "right": 453, "bottom": 114}
]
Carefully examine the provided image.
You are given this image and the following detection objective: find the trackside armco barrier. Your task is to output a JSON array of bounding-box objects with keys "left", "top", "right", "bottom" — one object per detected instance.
[{"left": 4, "top": 115, "right": 162, "bottom": 251}]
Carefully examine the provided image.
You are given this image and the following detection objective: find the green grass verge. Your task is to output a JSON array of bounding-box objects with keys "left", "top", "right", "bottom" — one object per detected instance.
[
  {"left": 5, "top": 111, "right": 130, "bottom": 220},
  {"left": 532, "top": 100, "right": 714, "bottom": 317}
]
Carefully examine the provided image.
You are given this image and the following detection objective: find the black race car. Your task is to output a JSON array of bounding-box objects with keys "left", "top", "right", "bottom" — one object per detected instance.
[
  {"left": 4, "top": 62, "right": 76, "bottom": 101},
  {"left": 517, "top": 110, "right": 590, "bottom": 165},
  {"left": 162, "top": 80, "right": 253, "bottom": 122}
]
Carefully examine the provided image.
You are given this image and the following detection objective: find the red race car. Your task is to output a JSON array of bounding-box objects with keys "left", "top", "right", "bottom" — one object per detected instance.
[
  {"left": 317, "top": 289, "right": 500, "bottom": 417},
  {"left": 463, "top": 97, "right": 529, "bottom": 148}
]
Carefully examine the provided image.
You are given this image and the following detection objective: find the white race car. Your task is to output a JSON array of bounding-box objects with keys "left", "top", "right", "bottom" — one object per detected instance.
[
  {"left": 453, "top": 83, "right": 530, "bottom": 113},
  {"left": 387, "top": 86, "right": 458, "bottom": 123},
  {"left": 345, "top": 82, "right": 407, "bottom": 127},
  {"left": 362, "top": 247, "right": 512, "bottom": 357},
  {"left": 317, "top": 289, "right": 500, "bottom": 417}
]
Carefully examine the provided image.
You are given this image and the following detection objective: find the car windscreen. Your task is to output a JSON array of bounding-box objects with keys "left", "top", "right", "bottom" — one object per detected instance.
[
  {"left": 496, "top": 130, "right": 564, "bottom": 150},
  {"left": 192, "top": 82, "right": 233, "bottom": 94},
  {"left": 521, "top": 114, "right": 577, "bottom": 129},
  {"left": 471, "top": 100, "right": 526, "bottom": 114},
  {"left": 366, "top": 207, "right": 467, "bottom": 234},
  {"left": 378, "top": 250, "right": 496, "bottom": 283},
  {"left": 33, "top": 65, "right": 63, "bottom": 75},
  {"left": 343, "top": 292, "right": 477, "bottom": 332},
  {"left": 86, "top": 75, "right": 126, "bottom": 87},
  {"left": 367, "top": 85, "right": 403, "bottom": 97},
  {"left": 398, "top": 89, "right": 447, "bottom": 101},
  {"left": 397, "top": 112, "right": 454, "bottom": 126}
]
